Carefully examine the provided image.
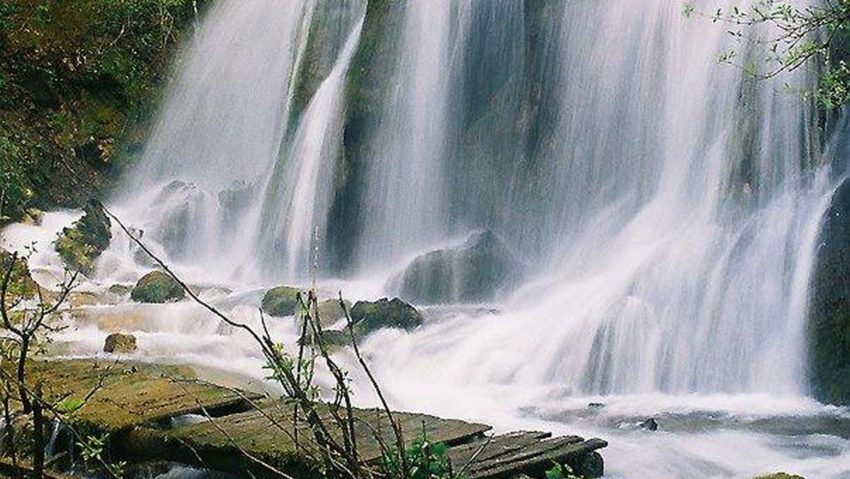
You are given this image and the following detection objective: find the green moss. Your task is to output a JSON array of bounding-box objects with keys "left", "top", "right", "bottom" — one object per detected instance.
[
  {"left": 327, "top": 0, "right": 405, "bottom": 271},
  {"left": 54, "top": 200, "right": 112, "bottom": 275},
  {"left": 130, "top": 271, "right": 185, "bottom": 303},
  {"left": 350, "top": 298, "right": 423, "bottom": 337},
  {"left": 260, "top": 286, "right": 301, "bottom": 317}
]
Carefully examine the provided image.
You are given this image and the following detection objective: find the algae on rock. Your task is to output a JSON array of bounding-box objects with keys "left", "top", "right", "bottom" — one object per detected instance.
[
  {"left": 54, "top": 200, "right": 112, "bottom": 275},
  {"left": 131, "top": 271, "right": 185, "bottom": 304}
]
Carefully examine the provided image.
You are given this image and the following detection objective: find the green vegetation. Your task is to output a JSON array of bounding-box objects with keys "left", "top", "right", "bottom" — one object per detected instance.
[
  {"left": 54, "top": 200, "right": 112, "bottom": 275},
  {"left": 0, "top": 0, "right": 204, "bottom": 223},
  {"left": 382, "top": 430, "right": 457, "bottom": 479},
  {"left": 685, "top": 0, "right": 850, "bottom": 109}
]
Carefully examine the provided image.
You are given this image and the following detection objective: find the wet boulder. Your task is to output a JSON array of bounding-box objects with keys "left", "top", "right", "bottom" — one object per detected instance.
[
  {"left": 130, "top": 271, "right": 185, "bottom": 303},
  {"left": 261, "top": 286, "right": 301, "bottom": 317},
  {"left": 297, "top": 329, "right": 352, "bottom": 352},
  {"left": 809, "top": 178, "right": 850, "bottom": 405},
  {"left": 639, "top": 418, "right": 658, "bottom": 431},
  {"left": 350, "top": 297, "right": 423, "bottom": 337},
  {"left": 390, "top": 230, "right": 523, "bottom": 304},
  {"left": 153, "top": 180, "right": 204, "bottom": 260},
  {"left": 316, "top": 299, "right": 351, "bottom": 322},
  {"left": 54, "top": 200, "right": 112, "bottom": 275},
  {"left": 104, "top": 333, "right": 137, "bottom": 354}
]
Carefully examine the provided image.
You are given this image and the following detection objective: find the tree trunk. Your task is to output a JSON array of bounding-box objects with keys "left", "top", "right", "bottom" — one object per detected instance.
[
  {"left": 1, "top": 387, "right": 16, "bottom": 467},
  {"left": 18, "top": 337, "right": 31, "bottom": 414},
  {"left": 31, "top": 384, "right": 44, "bottom": 479}
]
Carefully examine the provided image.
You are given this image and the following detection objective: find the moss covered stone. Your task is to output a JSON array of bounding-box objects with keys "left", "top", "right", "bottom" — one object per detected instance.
[
  {"left": 350, "top": 297, "right": 423, "bottom": 337},
  {"left": 809, "top": 178, "right": 850, "bottom": 405},
  {"left": 261, "top": 286, "right": 301, "bottom": 317},
  {"left": 392, "top": 230, "right": 523, "bottom": 304},
  {"left": 103, "top": 332, "right": 137, "bottom": 354},
  {"left": 130, "top": 271, "right": 184, "bottom": 304},
  {"left": 54, "top": 199, "right": 112, "bottom": 275}
]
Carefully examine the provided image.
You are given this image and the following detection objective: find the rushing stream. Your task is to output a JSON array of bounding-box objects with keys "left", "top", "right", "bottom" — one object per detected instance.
[{"left": 3, "top": 0, "right": 850, "bottom": 477}]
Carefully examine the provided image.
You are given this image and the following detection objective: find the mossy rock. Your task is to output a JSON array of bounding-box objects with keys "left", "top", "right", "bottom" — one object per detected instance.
[
  {"left": 297, "top": 329, "right": 352, "bottom": 352},
  {"left": 130, "top": 271, "right": 184, "bottom": 303},
  {"left": 103, "top": 332, "right": 137, "bottom": 354},
  {"left": 316, "top": 298, "right": 351, "bottom": 323},
  {"left": 261, "top": 286, "right": 302, "bottom": 317},
  {"left": 392, "top": 230, "right": 523, "bottom": 304},
  {"left": 108, "top": 283, "right": 132, "bottom": 296},
  {"left": 54, "top": 199, "right": 112, "bottom": 275},
  {"left": 350, "top": 298, "right": 423, "bottom": 337},
  {"left": 809, "top": 178, "right": 850, "bottom": 405}
]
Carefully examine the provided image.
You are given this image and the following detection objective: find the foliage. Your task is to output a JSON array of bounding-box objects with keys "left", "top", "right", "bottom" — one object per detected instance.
[
  {"left": 0, "top": 133, "right": 35, "bottom": 222},
  {"left": 0, "top": 0, "right": 203, "bottom": 223},
  {"left": 78, "top": 433, "right": 127, "bottom": 478},
  {"left": 382, "top": 430, "right": 458, "bottom": 479},
  {"left": 545, "top": 462, "right": 581, "bottom": 479},
  {"left": 684, "top": 0, "right": 850, "bottom": 108}
]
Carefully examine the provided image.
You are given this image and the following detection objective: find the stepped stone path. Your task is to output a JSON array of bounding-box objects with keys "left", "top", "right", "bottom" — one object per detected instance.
[{"left": 31, "top": 360, "right": 607, "bottom": 478}]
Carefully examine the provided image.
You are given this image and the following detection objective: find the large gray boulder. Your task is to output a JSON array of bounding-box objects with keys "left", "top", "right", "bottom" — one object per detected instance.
[
  {"left": 809, "top": 178, "right": 850, "bottom": 405},
  {"left": 390, "top": 230, "right": 522, "bottom": 304}
]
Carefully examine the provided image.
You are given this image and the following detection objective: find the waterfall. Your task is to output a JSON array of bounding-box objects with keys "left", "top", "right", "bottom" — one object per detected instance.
[{"left": 107, "top": 0, "right": 838, "bottom": 398}]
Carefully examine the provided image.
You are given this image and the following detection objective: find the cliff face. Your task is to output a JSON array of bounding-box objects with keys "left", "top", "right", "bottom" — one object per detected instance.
[
  {"left": 809, "top": 178, "right": 850, "bottom": 405},
  {"left": 0, "top": 0, "right": 205, "bottom": 223}
]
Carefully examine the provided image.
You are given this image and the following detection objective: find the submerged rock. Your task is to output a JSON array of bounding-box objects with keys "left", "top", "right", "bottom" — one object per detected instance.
[
  {"left": 809, "top": 178, "right": 850, "bottom": 405},
  {"left": 391, "top": 230, "right": 523, "bottom": 304},
  {"left": 108, "top": 284, "right": 132, "bottom": 297},
  {"left": 316, "top": 298, "right": 351, "bottom": 322},
  {"left": 574, "top": 451, "right": 604, "bottom": 478},
  {"left": 639, "top": 418, "right": 659, "bottom": 431},
  {"left": 131, "top": 271, "right": 185, "bottom": 303},
  {"left": 350, "top": 297, "right": 423, "bottom": 337},
  {"left": 104, "top": 333, "right": 137, "bottom": 354},
  {"left": 261, "top": 286, "right": 301, "bottom": 317},
  {"left": 297, "top": 329, "right": 352, "bottom": 351},
  {"left": 54, "top": 199, "right": 112, "bottom": 275}
]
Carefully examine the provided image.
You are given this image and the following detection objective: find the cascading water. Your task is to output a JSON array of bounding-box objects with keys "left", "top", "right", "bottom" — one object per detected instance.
[{"left": 8, "top": 0, "right": 850, "bottom": 477}]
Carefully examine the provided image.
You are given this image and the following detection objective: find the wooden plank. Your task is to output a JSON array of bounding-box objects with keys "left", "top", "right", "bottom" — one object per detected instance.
[
  {"left": 18, "top": 360, "right": 606, "bottom": 479},
  {"left": 447, "top": 431, "right": 554, "bottom": 466},
  {"left": 27, "top": 360, "right": 255, "bottom": 432},
  {"left": 157, "top": 404, "right": 492, "bottom": 462},
  {"left": 463, "top": 437, "right": 608, "bottom": 479}
]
